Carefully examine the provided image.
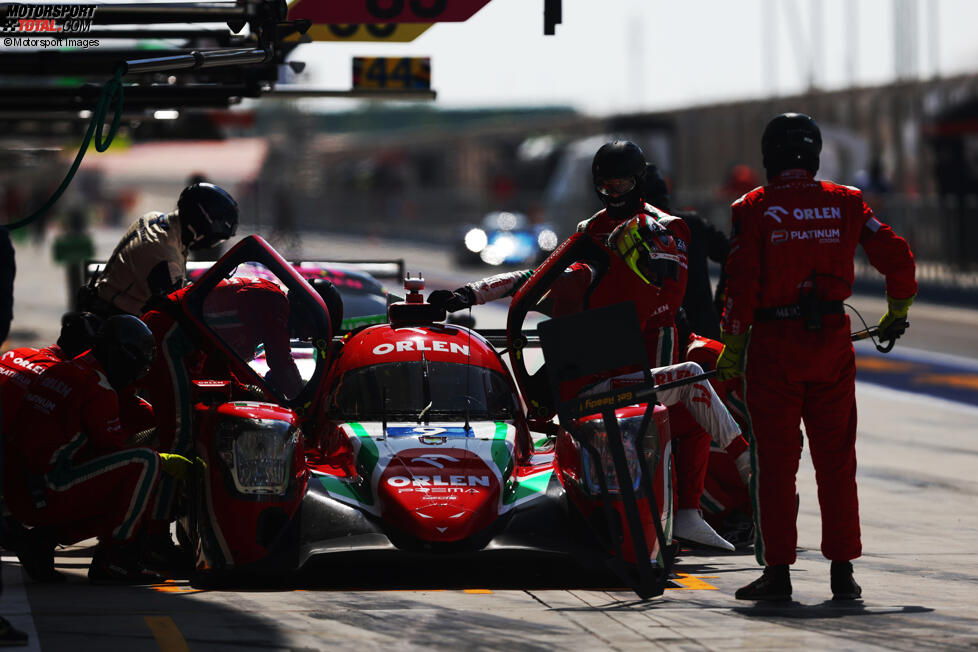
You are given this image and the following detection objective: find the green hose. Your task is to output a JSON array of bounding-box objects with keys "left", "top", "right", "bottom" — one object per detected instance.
[{"left": 5, "top": 64, "right": 126, "bottom": 232}]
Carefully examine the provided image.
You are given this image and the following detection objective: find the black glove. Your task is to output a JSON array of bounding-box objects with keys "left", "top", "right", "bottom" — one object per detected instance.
[{"left": 428, "top": 287, "right": 475, "bottom": 312}]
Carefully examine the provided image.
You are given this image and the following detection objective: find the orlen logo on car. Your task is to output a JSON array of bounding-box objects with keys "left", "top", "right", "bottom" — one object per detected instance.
[
  {"left": 764, "top": 206, "right": 789, "bottom": 224},
  {"left": 380, "top": 450, "right": 498, "bottom": 494},
  {"left": 372, "top": 340, "right": 469, "bottom": 356},
  {"left": 771, "top": 230, "right": 788, "bottom": 244}
]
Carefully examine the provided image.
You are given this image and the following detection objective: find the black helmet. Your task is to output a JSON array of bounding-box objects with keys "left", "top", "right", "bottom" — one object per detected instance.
[
  {"left": 288, "top": 279, "right": 342, "bottom": 340},
  {"left": 311, "top": 279, "right": 343, "bottom": 335},
  {"left": 761, "top": 112, "right": 822, "bottom": 180},
  {"left": 57, "top": 311, "right": 102, "bottom": 359},
  {"left": 644, "top": 163, "right": 671, "bottom": 212},
  {"left": 592, "top": 141, "right": 647, "bottom": 219},
  {"left": 177, "top": 183, "right": 239, "bottom": 250},
  {"left": 92, "top": 315, "right": 156, "bottom": 390}
]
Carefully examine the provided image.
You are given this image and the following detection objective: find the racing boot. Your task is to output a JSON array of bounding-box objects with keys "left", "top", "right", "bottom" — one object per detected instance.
[
  {"left": 735, "top": 564, "right": 792, "bottom": 601},
  {"left": 719, "top": 511, "right": 755, "bottom": 550},
  {"left": 673, "top": 508, "right": 735, "bottom": 551},
  {"left": 88, "top": 543, "right": 165, "bottom": 585},
  {"left": 14, "top": 526, "right": 65, "bottom": 583},
  {"left": 140, "top": 532, "right": 192, "bottom": 573},
  {"left": 830, "top": 561, "right": 862, "bottom": 600},
  {"left": 0, "top": 515, "right": 28, "bottom": 553}
]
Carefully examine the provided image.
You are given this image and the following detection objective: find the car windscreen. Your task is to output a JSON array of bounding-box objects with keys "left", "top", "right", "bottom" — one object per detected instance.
[{"left": 326, "top": 360, "right": 518, "bottom": 421}]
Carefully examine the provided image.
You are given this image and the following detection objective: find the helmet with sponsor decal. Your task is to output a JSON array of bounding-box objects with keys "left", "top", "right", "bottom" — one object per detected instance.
[
  {"left": 92, "top": 314, "right": 156, "bottom": 391},
  {"left": 607, "top": 214, "right": 681, "bottom": 287},
  {"left": 761, "top": 112, "right": 822, "bottom": 180},
  {"left": 592, "top": 140, "right": 647, "bottom": 220},
  {"left": 177, "top": 183, "right": 239, "bottom": 250}
]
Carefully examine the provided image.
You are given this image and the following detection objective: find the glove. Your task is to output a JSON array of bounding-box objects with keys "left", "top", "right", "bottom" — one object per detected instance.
[
  {"left": 159, "top": 453, "right": 194, "bottom": 482},
  {"left": 716, "top": 332, "right": 749, "bottom": 381},
  {"left": 878, "top": 294, "right": 914, "bottom": 342},
  {"left": 428, "top": 286, "right": 475, "bottom": 312}
]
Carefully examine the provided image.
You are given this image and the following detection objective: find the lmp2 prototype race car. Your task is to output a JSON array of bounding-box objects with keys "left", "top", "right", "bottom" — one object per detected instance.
[{"left": 169, "top": 235, "right": 679, "bottom": 598}]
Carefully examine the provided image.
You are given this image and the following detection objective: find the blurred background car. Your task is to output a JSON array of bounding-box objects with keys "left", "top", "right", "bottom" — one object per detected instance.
[{"left": 455, "top": 210, "right": 559, "bottom": 267}]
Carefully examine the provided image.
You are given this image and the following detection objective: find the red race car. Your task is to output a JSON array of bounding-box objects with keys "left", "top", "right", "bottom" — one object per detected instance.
[{"left": 172, "top": 236, "right": 676, "bottom": 598}]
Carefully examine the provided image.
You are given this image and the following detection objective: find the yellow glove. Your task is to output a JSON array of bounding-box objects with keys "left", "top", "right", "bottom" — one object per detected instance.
[
  {"left": 716, "top": 332, "right": 749, "bottom": 381},
  {"left": 878, "top": 294, "right": 914, "bottom": 342},
  {"left": 159, "top": 453, "right": 194, "bottom": 482}
]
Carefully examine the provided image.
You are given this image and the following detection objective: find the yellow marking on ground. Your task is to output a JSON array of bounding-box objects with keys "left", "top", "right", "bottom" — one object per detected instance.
[
  {"left": 144, "top": 616, "right": 190, "bottom": 652},
  {"left": 913, "top": 373, "right": 978, "bottom": 391},
  {"left": 669, "top": 573, "right": 718, "bottom": 590},
  {"left": 463, "top": 589, "right": 493, "bottom": 594},
  {"left": 150, "top": 580, "right": 203, "bottom": 594},
  {"left": 855, "top": 356, "right": 918, "bottom": 372}
]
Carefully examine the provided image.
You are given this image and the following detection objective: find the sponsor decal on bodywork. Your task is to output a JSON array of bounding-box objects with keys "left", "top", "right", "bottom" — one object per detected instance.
[{"left": 311, "top": 420, "right": 552, "bottom": 513}]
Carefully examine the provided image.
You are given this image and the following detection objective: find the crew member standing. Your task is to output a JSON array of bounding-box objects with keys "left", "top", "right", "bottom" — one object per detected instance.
[
  {"left": 81, "top": 183, "right": 238, "bottom": 317},
  {"left": 717, "top": 113, "right": 917, "bottom": 601}
]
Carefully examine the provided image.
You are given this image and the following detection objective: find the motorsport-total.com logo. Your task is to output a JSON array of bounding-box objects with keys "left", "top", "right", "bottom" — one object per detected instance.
[
  {"left": 2, "top": 3, "right": 96, "bottom": 32},
  {"left": 2, "top": 4, "right": 99, "bottom": 48}
]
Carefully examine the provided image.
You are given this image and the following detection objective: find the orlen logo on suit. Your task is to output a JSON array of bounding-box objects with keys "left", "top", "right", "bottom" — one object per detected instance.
[{"left": 793, "top": 206, "right": 841, "bottom": 221}]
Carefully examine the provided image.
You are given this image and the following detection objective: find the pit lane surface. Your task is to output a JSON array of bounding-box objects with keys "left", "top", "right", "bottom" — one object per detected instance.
[{"left": 4, "top": 229, "right": 977, "bottom": 650}]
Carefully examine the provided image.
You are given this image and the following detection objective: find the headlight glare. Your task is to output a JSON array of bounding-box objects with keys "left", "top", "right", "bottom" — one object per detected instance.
[
  {"left": 464, "top": 228, "right": 488, "bottom": 253},
  {"left": 217, "top": 418, "right": 297, "bottom": 495},
  {"left": 537, "top": 229, "right": 558, "bottom": 251}
]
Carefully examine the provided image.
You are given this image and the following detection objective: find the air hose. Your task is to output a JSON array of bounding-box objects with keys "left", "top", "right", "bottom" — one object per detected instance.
[{"left": 4, "top": 64, "right": 126, "bottom": 232}]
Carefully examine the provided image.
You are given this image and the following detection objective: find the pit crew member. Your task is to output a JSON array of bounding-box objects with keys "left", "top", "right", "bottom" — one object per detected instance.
[
  {"left": 718, "top": 112, "right": 917, "bottom": 601},
  {"left": 81, "top": 183, "right": 238, "bottom": 317},
  {"left": 3, "top": 315, "right": 192, "bottom": 583},
  {"left": 432, "top": 141, "right": 743, "bottom": 550},
  {"left": 137, "top": 277, "right": 336, "bottom": 564}
]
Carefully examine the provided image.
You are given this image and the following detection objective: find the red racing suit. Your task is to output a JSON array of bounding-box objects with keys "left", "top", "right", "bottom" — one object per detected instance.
[
  {"left": 469, "top": 205, "right": 743, "bottom": 515},
  {"left": 3, "top": 352, "right": 161, "bottom": 545},
  {"left": 139, "top": 277, "right": 301, "bottom": 527},
  {"left": 469, "top": 204, "right": 690, "bottom": 367},
  {"left": 722, "top": 169, "right": 916, "bottom": 565},
  {"left": 681, "top": 334, "right": 751, "bottom": 520},
  {"left": 0, "top": 346, "right": 65, "bottom": 434}
]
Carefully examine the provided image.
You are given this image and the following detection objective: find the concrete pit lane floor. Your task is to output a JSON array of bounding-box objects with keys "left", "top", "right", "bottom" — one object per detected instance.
[{"left": 3, "top": 228, "right": 976, "bottom": 651}]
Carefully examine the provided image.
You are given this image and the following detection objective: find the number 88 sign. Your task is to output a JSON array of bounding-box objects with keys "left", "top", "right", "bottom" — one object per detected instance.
[{"left": 353, "top": 57, "right": 431, "bottom": 90}]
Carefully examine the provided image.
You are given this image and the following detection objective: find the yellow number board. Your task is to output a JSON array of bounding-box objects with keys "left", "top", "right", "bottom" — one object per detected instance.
[{"left": 353, "top": 57, "right": 430, "bottom": 90}]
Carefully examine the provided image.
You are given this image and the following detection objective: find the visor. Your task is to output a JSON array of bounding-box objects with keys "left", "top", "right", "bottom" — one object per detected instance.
[{"left": 597, "top": 176, "right": 637, "bottom": 198}]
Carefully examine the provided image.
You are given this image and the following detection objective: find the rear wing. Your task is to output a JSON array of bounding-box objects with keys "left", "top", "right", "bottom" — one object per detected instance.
[{"left": 84, "top": 259, "right": 406, "bottom": 283}]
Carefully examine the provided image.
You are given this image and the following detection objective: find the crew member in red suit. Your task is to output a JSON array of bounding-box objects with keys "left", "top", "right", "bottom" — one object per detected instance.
[
  {"left": 0, "top": 313, "right": 99, "bottom": 431},
  {"left": 431, "top": 141, "right": 744, "bottom": 550},
  {"left": 0, "top": 312, "right": 103, "bottom": 566},
  {"left": 717, "top": 112, "right": 917, "bottom": 601},
  {"left": 4, "top": 316, "right": 192, "bottom": 583},
  {"left": 682, "top": 333, "right": 753, "bottom": 545},
  {"left": 138, "top": 276, "right": 337, "bottom": 566}
]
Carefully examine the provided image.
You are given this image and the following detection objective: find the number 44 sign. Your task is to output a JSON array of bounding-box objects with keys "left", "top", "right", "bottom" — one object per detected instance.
[
  {"left": 289, "top": 0, "right": 492, "bottom": 24},
  {"left": 354, "top": 57, "right": 430, "bottom": 90}
]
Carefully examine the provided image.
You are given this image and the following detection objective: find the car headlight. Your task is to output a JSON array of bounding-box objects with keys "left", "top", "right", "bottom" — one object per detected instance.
[
  {"left": 216, "top": 417, "right": 298, "bottom": 495},
  {"left": 575, "top": 414, "right": 659, "bottom": 495},
  {"left": 464, "top": 228, "right": 488, "bottom": 253},
  {"left": 537, "top": 229, "right": 558, "bottom": 252}
]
